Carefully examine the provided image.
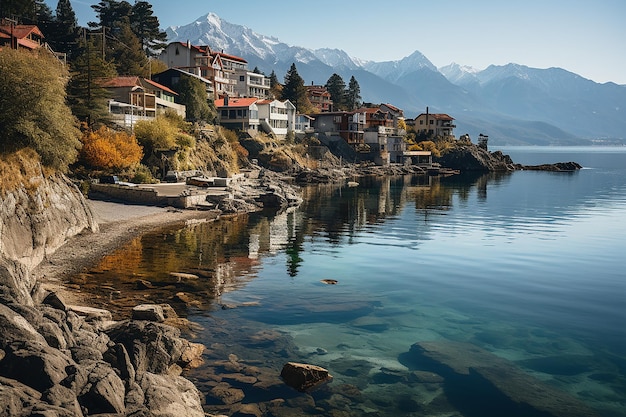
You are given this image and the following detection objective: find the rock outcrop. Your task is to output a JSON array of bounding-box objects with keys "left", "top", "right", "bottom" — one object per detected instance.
[
  {"left": 436, "top": 144, "right": 582, "bottom": 173},
  {"left": 1, "top": 172, "right": 97, "bottom": 307},
  {"left": 0, "top": 167, "right": 206, "bottom": 416},
  {"left": 437, "top": 145, "right": 517, "bottom": 172}
]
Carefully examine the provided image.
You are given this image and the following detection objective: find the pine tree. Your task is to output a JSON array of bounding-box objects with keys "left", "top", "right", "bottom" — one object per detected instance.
[
  {"left": 325, "top": 73, "right": 347, "bottom": 111},
  {"left": 67, "top": 37, "right": 117, "bottom": 127},
  {"left": 48, "top": 0, "right": 80, "bottom": 59},
  {"left": 130, "top": 1, "right": 167, "bottom": 56},
  {"left": 281, "top": 63, "right": 313, "bottom": 113},
  {"left": 0, "top": 0, "right": 33, "bottom": 21},
  {"left": 109, "top": 19, "right": 149, "bottom": 76},
  {"left": 90, "top": 0, "right": 133, "bottom": 34},
  {"left": 346, "top": 76, "right": 362, "bottom": 111}
]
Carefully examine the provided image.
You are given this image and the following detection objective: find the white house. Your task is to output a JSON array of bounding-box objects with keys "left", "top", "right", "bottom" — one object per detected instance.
[{"left": 256, "top": 99, "right": 296, "bottom": 139}]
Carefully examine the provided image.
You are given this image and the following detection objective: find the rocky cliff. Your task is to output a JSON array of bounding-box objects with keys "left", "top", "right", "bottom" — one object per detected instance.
[{"left": 0, "top": 164, "right": 97, "bottom": 306}]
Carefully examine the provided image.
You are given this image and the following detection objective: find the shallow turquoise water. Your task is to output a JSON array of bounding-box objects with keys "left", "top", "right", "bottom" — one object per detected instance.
[{"left": 95, "top": 147, "right": 626, "bottom": 415}]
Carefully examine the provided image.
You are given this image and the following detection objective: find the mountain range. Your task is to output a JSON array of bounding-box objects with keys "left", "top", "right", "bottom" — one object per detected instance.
[{"left": 166, "top": 13, "right": 626, "bottom": 146}]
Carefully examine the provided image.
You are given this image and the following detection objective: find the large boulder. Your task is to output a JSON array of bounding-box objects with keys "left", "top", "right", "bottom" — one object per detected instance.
[
  {"left": 139, "top": 372, "right": 205, "bottom": 417},
  {"left": 0, "top": 172, "right": 97, "bottom": 272},
  {"left": 106, "top": 321, "right": 205, "bottom": 375},
  {"left": 0, "top": 340, "right": 75, "bottom": 392},
  {"left": 63, "top": 360, "right": 126, "bottom": 415}
]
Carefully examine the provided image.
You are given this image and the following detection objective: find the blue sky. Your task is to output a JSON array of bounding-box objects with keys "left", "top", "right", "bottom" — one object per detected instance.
[{"left": 46, "top": 0, "right": 626, "bottom": 84}]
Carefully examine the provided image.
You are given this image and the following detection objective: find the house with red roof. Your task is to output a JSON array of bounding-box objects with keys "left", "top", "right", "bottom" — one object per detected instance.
[
  {"left": 101, "top": 76, "right": 186, "bottom": 128},
  {"left": 414, "top": 109, "right": 456, "bottom": 138},
  {"left": 157, "top": 42, "right": 270, "bottom": 100},
  {"left": 0, "top": 22, "right": 44, "bottom": 51},
  {"left": 214, "top": 96, "right": 260, "bottom": 136}
]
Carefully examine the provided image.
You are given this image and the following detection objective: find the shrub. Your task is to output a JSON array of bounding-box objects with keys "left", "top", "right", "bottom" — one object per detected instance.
[
  {"left": 130, "top": 164, "right": 156, "bottom": 184},
  {"left": 134, "top": 117, "right": 178, "bottom": 152},
  {"left": 0, "top": 49, "right": 81, "bottom": 171},
  {"left": 79, "top": 127, "right": 143, "bottom": 170}
]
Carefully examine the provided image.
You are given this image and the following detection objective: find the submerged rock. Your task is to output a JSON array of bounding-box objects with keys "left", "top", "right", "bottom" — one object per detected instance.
[
  {"left": 408, "top": 340, "right": 600, "bottom": 417},
  {"left": 280, "top": 362, "right": 333, "bottom": 392}
]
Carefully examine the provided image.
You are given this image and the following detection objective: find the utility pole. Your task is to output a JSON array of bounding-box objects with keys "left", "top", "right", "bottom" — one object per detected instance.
[{"left": 6, "top": 18, "right": 17, "bottom": 49}]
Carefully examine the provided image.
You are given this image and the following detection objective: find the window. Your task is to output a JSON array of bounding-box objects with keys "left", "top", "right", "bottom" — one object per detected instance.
[
  {"left": 429, "top": 120, "right": 434, "bottom": 124},
  {"left": 419, "top": 120, "right": 424, "bottom": 125},
  {"left": 240, "top": 75, "right": 245, "bottom": 82},
  {"left": 175, "top": 47, "right": 179, "bottom": 55}
]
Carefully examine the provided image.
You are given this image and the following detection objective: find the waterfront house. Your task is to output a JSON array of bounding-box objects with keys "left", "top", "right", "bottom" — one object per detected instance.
[
  {"left": 380, "top": 103, "right": 406, "bottom": 128},
  {"left": 152, "top": 67, "right": 214, "bottom": 101},
  {"left": 214, "top": 96, "right": 260, "bottom": 136},
  {"left": 233, "top": 68, "right": 271, "bottom": 99},
  {"left": 414, "top": 109, "right": 456, "bottom": 138},
  {"left": 312, "top": 111, "right": 366, "bottom": 147},
  {"left": 255, "top": 99, "right": 296, "bottom": 139},
  {"left": 295, "top": 114, "right": 315, "bottom": 135},
  {"left": 101, "top": 76, "right": 186, "bottom": 128}
]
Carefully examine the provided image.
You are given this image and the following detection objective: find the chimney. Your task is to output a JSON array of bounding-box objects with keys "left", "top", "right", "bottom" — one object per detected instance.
[{"left": 224, "top": 94, "right": 229, "bottom": 106}]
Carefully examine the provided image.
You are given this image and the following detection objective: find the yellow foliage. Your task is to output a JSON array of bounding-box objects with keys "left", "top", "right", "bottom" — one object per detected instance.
[
  {"left": 397, "top": 119, "right": 407, "bottom": 131},
  {"left": 418, "top": 140, "right": 441, "bottom": 157},
  {"left": 80, "top": 127, "right": 143, "bottom": 170}
]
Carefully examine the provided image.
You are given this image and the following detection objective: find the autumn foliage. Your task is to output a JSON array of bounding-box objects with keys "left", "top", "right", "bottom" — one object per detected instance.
[{"left": 79, "top": 127, "right": 143, "bottom": 170}]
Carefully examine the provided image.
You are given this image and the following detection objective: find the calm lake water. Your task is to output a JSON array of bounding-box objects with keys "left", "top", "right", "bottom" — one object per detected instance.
[{"left": 89, "top": 146, "right": 626, "bottom": 416}]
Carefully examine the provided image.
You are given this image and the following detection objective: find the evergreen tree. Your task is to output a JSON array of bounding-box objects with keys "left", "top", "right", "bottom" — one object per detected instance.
[
  {"left": 281, "top": 63, "right": 313, "bottom": 113},
  {"left": 47, "top": 0, "right": 80, "bottom": 59},
  {"left": 325, "top": 73, "right": 346, "bottom": 111},
  {"left": 67, "top": 38, "right": 117, "bottom": 127},
  {"left": 109, "top": 19, "right": 149, "bottom": 76},
  {"left": 0, "top": 0, "right": 33, "bottom": 21},
  {"left": 0, "top": 0, "right": 52, "bottom": 24},
  {"left": 130, "top": 1, "right": 167, "bottom": 55},
  {"left": 176, "top": 76, "right": 213, "bottom": 122},
  {"left": 268, "top": 70, "right": 282, "bottom": 99},
  {"left": 35, "top": 0, "right": 53, "bottom": 22},
  {"left": 346, "top": 75, "right": 362, "bottom": 111},
  {"left": 90, "top": 0, "right": 133, "bottom": 34}
]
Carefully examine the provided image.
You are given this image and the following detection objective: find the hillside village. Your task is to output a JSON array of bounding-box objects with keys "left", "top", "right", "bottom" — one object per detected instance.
[{"left": 1, "top": 14, "right": 466, "bottom": 182}]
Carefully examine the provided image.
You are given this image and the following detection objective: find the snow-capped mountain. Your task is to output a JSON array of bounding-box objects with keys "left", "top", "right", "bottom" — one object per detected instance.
[
  {"left": 363, "top": 50, "right": 438, "bottom": 83},
  {"left": 165, "top": 12, "right": 626, "bottom": 145},
  {"left": 166, "top": 12, "right": 320, "bottom": 64},
  {"left": 439, "top": 63, "right": 480, "bottom": 85}
]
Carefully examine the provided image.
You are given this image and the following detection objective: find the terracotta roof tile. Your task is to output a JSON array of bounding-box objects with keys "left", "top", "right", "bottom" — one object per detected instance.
[
  {"left": 143, "top": 78, "right": 178, "bottom": 95},
  {"left": 214, "top": 97, "right": 259, "bottom": 107}
]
